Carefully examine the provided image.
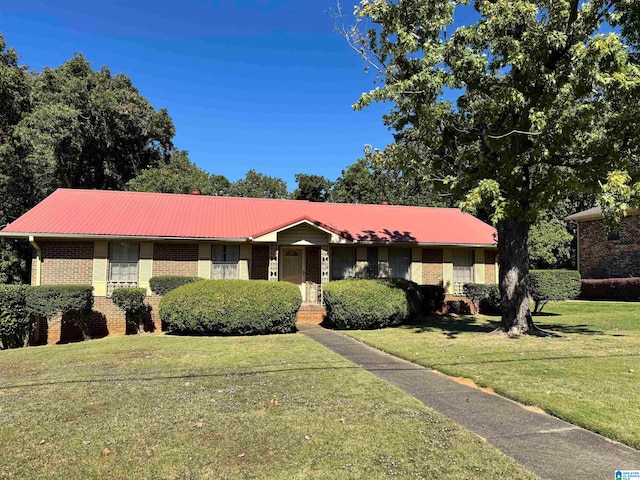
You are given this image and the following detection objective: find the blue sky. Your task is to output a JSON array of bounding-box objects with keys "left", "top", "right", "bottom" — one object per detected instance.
[{"left": 1, "top": 0, "right": 399, "bottom": 189}]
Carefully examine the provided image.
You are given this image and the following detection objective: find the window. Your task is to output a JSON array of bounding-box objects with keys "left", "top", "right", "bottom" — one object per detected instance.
[
  {"left": 331, "top": 247, "right": 356, "bottom": 280},
  {"left": 607, "top": 229, "right": 621, "bottom": 241},
  {"left": 388, "top": 248, "right": 411, "bottom": 280},
  {"left": 609, "top": 260, "right": 621, "bottom": 278},
  {"left": 453, "top": 250, "right": 474, "bottom": 289},
  {"left": 212, "top": 245, "right": 240, "bottom": 279},
  {"left": 109, "top": 242, "right": 139, "bottom": 284}
]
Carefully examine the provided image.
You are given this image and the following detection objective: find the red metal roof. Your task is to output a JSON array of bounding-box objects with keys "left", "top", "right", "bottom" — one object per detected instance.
[{"left": 0, "top": 189, "right": 497, "bottom": 246}]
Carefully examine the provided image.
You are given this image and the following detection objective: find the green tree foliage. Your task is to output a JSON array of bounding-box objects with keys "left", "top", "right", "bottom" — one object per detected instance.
[
  {"left": 228, "top": 169, "right": 289, "bottom": 199},
  {"left": 333, "top": 153, "right": 452, "bottom": 206},
  {"left": 528, "top": 216, "right": 573, "bottom": 269},
  {"left": 0, "top": 35, "right": 176, "bottom": 282},
  {"left": 348, "top": 1, "right": 640, "bottom": 334},
  {"left": 292, "top": 173, "right": 333, "bottom": 202},
  {"left": 127, "top": 150, "right": 230, "bottom": 195}
]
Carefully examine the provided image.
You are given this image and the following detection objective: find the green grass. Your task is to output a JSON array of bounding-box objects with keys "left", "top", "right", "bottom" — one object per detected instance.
[
  {"left": 343, "top": 301, "right": 640, "bottom": 449},
  {"left": 0, "top": 333, "right": 535, "bottom": 479}
]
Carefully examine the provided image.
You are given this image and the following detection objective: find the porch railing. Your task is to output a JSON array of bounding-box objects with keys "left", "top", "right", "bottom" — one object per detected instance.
[
  {"left": 304, "top": 282, "right": 324, "bottom": 306},
  {"left": 453, "top": 282, "right": 465, "bottom": 296}
]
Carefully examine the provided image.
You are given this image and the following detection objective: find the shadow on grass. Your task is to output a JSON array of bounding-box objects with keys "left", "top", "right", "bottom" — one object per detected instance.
[
  {"left": 403, "top": 315, "right": 500, "bottom": 339},
  {"left": 402, "top": 315, "right": 623, "bottom": 338},
  {"left": 531, "top": 312, "right": 561, "bottom": 317},
  {"left": 539, "top": 323, "right": 611, "bottom": 336}
]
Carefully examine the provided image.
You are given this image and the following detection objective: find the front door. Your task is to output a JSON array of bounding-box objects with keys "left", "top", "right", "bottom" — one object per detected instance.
[{"left": 281, "top": 247, "right": 304, "bottom": 298}]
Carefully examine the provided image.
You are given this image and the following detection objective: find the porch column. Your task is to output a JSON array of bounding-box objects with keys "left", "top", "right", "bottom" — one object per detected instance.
[
  {"left": 138, "top": 242, "right": 153, "bottom": 294},
  {"left": 93, "top": 241, "right": 108, "bottom": 296},
  {"left": 197, "top": 243, "right": 211, "bottom": 279},
  {"left": 411, "top": 247, "right": 423, "bottom": 284},
  {"left": 320, "top": 245, "right": 330, "bottom": 286},
  {"left": 356, "top": 246, "right": 367, "bottom": 278},
  {"left": 268, "top": 245, "right": 279, "bottom": 281},
  {"left": 239, "top": 244, "right": 251, "bottom": 280},
  {"left": 443, "top": 248, "right": 453, "bottom": 294},
  {"left": 474, "top": 248, "right": 486, "bottom": 284},
  {"left": 378, "top": 247, "right": 389, "bottom": 278}
]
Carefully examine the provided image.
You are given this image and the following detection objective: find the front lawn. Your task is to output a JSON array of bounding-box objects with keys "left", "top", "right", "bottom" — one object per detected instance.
[
  {"left": 0, "top": 334, "right": 534, "bottom": 479},
  {"left": 343, "top": 301, "right": 640, "bottom": 449}
]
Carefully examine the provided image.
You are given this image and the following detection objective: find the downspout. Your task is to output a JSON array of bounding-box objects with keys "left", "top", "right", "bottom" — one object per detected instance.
[{"left": 29, "top": 236, "right": 42, "bottom": 286}]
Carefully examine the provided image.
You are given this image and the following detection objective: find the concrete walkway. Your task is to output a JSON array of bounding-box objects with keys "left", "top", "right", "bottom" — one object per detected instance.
[{"left": 299, "top": 324, "right": 640, "bottom": 480}]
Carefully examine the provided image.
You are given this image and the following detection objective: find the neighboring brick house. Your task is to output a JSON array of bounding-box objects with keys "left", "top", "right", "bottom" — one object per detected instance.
[
  {"left": 1, "top": 189, "right": 499, "bottom": 341},
  {"left": 566, "top": 207, "right": 640, "bottom": 278}
]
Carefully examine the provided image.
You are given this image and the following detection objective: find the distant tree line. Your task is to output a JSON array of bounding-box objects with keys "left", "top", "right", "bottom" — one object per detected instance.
[{"left": 0, "top": 31, "right": 585, "bottom": 284}]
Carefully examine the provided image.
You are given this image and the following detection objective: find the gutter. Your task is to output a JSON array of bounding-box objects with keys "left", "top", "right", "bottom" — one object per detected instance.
[
  {"left": 2, "top": 232, "right": 497, "bottom": 249},
  {"left": 28, "top": 235, "right": 41, "bottom": 286},
  {"left": 0, "top": 232, "right": 247, "bottom": 243}
]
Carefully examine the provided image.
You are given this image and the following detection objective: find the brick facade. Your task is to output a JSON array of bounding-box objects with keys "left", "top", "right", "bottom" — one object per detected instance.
[
  {"left": 39, "top": 241, "right": 93, "bottom": 285},
  {"left": 251, "top": 245, "right": 270, "bottom": 280},
  {"left": 29, "top": 240, "right": 498, "bottom": 345},
  {"left": 484, "top": 250, "right": 497, "bottom": 284},
  {"left": 152, "top": 243, "right": 198, "bottom": 277},
  {"left": 305, "top": 246, "right": 321, "bottom": 284},
  {"left": 579, "top": 215, "right": 640, "bottom": 278},
  {"left": 422, "top": 248, "right": 444, "bottom": 285}
]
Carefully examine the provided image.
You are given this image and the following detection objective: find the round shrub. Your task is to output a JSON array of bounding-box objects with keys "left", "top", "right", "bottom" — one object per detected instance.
[
  {"left": 0, "top": 285, "right": 29, "bottom": 349},
  {"left": 149, "top": 276, "right": 202, "bottom": 296},
  {"left": 159, "top": 280, "right": 301, "bottom": 335},
  {"left": 529, "top": 269, "right": 581, "bottom": 313},
  {"left": 323, "top": 279, "right": 410, "bottom": 329}
]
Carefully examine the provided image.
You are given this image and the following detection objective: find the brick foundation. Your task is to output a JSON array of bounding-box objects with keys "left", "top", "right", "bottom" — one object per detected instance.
[{"left": 31, "top": 295, "right": 163, "bottom": 346}]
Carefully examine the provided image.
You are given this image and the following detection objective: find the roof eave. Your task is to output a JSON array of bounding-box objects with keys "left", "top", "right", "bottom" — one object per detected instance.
[{"left": 0, "top": 231, "right": 249, "bottom": 242}]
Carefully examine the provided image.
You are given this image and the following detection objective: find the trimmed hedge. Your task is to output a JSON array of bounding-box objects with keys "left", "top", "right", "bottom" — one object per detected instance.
[
  {"left": 111, "top": 288, "right": 147, "bottom": 333},
  {"left": 25, "top": 285, "right": 94, "bottom": 339},
  {"left": 384, "top": 278, "right": 422, "bottom": 317},
  {"left": 159, "top": 280, "right": 301, "bottom": 335},
  {"left": 323, "top": 279, "right": 414, "bottom": 329},
  {"left": 149, "top": 276, "right": 202, "bottom": 296},
  {"left": 463, "top": 283, "right": 500, "bottom": 314},
  {"left": 0, "top": 285, "right": 30, "bottom": 349},
  {"left": 529, "top": 270, "right": 581, "bottom": 313},
  {"left": 581, "top": 278, "right": 640, "bottom": 300}
]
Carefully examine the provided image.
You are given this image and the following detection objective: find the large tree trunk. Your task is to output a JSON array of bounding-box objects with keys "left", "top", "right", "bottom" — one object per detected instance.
[{"left": 497, "top": 217, "right": 538, "bottom": 335}]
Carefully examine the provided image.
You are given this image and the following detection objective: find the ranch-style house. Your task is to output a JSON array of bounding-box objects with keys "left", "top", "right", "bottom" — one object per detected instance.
[{"left": 0, "top": 189, "right": 498, "bottom": 342}]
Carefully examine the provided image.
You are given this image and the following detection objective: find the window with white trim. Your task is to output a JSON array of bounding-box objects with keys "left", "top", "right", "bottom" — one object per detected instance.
[
  {"left": 388, "top": 248, "right": 411, "bottom": 280},
  {"left": 212, "top": 245, "right": 240, "bottom": 280},
  {"left": 108, "top": 242, "right": 139, "bottom": 284},
  {"left": 331, "top": 247, "right": 356, "bottom": 280}
]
